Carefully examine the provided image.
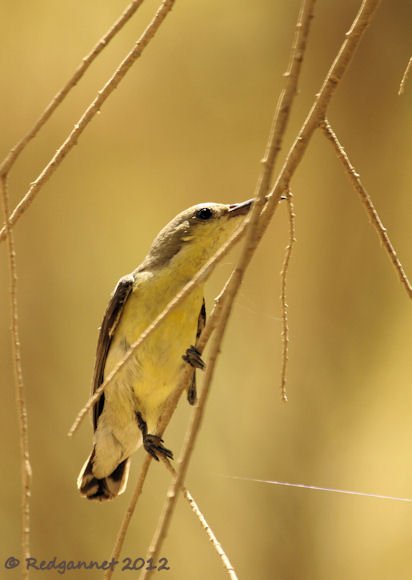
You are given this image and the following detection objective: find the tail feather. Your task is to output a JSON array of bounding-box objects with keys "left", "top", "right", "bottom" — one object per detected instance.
[{"left": 77, "top": 448, "right": 130, "bottom": 501}]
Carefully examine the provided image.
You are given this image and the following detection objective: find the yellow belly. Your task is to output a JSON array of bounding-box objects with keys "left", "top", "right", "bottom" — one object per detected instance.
[{"left": 104, "top": 273, "right": 203, "bottom": 432}]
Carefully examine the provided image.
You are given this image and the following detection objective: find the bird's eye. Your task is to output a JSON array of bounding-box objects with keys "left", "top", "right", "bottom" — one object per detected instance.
[{"left": 195, "top": 207, "right": 213, "bottom": 220}]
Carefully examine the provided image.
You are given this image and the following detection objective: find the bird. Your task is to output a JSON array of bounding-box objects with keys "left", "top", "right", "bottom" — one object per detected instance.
[{"left": 77, "top": 199, "right": 253, "bottom": 500}]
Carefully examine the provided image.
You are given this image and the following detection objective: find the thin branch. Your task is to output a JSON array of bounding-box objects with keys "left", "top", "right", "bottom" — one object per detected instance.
[
  {"left": 398, "top": 56, "right": 412, "bottom": 95},
  {"left": 279, "top": 192, "right": 296, "bottom": 402},
  {"left": 104, "top": 454, "right": 152, "bottom": 580},
  {"left": 0, "top": 0, "right": 175, "bottom": 244},
  {"left": 161, "top": 459, "right": 238, "bottom": 579},
  {"left": 0, "top": 176, "right": 32, "bottom": 577},
  {"left": 102, "top": 277, "right": 241, "bottom": 575},
  {"left": 0, "top": 0, "right": 145, "bottom": 177},
  {"left": 104, "top": 368, "right": 195, "bottom": 580},
  {"left": 141, "top": 303, "right": 233, "bottom": 580},
  {"left": 105, "top": 455, "right": 238, "bottom": 580},
  {"left": 255, "top": 0, "right": 316, "bottom": 196},
  {"left": 321, "top": 118, "right": 412, "bottom": 299},
  {"left": 141, "top": 1, "right": 318, "bottom": 576}
]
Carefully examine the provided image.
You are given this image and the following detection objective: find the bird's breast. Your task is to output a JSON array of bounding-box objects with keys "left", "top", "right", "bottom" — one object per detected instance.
[{"left": 105, "top": 273, "right": 204, "bottom": 428}]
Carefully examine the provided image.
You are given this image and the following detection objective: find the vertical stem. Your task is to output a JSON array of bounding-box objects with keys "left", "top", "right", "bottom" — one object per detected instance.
[
  {"left": 279, "top": 192, "right": 296, "bottom": 401},
  {"left": 0, "top": 176, "right": 32, "bottom": 577}
]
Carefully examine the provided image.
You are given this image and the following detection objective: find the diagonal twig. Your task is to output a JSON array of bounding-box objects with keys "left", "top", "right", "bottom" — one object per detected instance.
[
  {"left": 104, "top": 454, "right": 152, "bottom": 580},
  {"left": 0, "top": 0, "right": 145, "bottom": 178},
  {"left": 0, "top": 0, "right": 175, "bottom": 244},
  {"left": 321, "top": 118, "right": 412, "bottom": 299},
  {"left": 104, "top": 454, "right": 238, "bottom": 580},
  {"left": 161, "top": 458, "right": 238, "bottom": 580},
  {"left": 0, "top": 176, "right": 32, "bottom": 578},
  {"left": 398, "top": 56, "right": 412, "bottom": 95}
]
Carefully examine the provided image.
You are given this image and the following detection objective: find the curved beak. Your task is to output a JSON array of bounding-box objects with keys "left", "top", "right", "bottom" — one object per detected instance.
[{"left": 228, "top": 198, "right": 254, "bottom": 218}]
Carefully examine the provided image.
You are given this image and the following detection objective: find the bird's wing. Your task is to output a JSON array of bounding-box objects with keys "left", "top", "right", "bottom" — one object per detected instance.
[{"left": 92, "top": 273, "right": 134, "bottom": 429}]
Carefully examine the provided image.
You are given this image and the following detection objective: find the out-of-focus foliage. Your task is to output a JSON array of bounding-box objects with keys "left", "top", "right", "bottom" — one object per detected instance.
[{"left": 1, "top": 1, "right": 411, "bottom": 579}]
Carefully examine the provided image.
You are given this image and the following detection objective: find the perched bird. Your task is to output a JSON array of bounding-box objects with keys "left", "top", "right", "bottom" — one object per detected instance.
[{"left": 77, "top": 199, "right": 253, "bottom": 500}]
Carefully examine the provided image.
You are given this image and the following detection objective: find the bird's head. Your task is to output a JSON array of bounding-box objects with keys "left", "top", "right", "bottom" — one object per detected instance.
[{"left": 140, "top": 199, "right": 253, "bottom": 274}]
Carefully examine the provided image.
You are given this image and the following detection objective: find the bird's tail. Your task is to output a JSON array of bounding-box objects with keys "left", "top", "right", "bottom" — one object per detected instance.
[{"left": 77, "top": 448, "right": 130, "bottom": 501}]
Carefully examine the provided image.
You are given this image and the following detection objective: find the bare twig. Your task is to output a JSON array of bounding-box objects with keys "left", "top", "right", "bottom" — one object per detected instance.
[
  {"left": 102, "top": 276, "right": 242, "bottom": 575},
  {"left": 258, "top": 0, "right": 382, "bottom": 243},
  {"left": 161, "top": 459, "right": 238, "bottom": 579},
  {"left": 141, "top": 1, "right": 318, "bottom": 576},
  {"left": 105, "top": 454, "right": 238, "bottom": 580},
  {"left": 0, "top": 176, "right": 32, "bottom": 577},
  {"left": 321, "top": 118, "right": 412, "bottom": 299},
  {"left": 0, "top": 0, "right": 175, "bottom": 244},
  {"left": 256, "top": 0, "right": 316, "bottom": 195},
  {"left": 104, "top": 366, "right": 196, "bottom": 580},
  {"left": 398, "top": 56, "right": 412, "bottom": 95},
  {"left": 280, "top": 192, "right": 296, "bottom": 402},
  {"left": 104, "top": 454, "right": 152, "bottom": 580},
  {"left": 0, "top": 0, "right": 145, "bottom": 178},
  {"left": 141, "top": 308, "right": 234, "bottom": 580}
]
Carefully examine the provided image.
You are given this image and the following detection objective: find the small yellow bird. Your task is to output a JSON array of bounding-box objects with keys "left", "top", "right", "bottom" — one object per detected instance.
[{"left": 77, "top": 199, "right": 252, "bottom": 500}]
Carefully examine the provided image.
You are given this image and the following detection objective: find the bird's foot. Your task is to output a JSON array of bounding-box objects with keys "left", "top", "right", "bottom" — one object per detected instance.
[
  {"left": 143, "top": 434, "right": 174, "bottom": 462},
  {"left": 182, "top": 345, "right": 205, "bottom": 370},
  {"left": 136, "top": 412, "right": 173, "bottom": 461}
]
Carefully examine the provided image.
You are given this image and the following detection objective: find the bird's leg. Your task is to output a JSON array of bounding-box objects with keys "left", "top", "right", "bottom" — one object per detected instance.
[
  {"left": 135, "top": 412, "right": 173, "bottom": 461},
  {"left": 182, "top": 345, "right": 205, "bottom": 405},
  {"left": 187, "top": 373, "right": 197, "bottom": 406}
]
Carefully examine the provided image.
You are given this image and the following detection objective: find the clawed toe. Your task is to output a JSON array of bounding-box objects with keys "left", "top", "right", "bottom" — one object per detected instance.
[
  {"left": 182, "top": 345, "right": 205, "bottom": 370},
  {"left": 136, "top": 411, "right": 174, "bottom": 461},
  {"left": 143, "top": 434, "right": 174, "bottom": 461}
]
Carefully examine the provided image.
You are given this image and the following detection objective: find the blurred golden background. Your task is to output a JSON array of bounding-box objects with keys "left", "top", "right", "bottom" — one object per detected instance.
[{"left": 1, "top": 1, "right": 411, "bottom": 578}]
